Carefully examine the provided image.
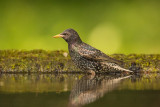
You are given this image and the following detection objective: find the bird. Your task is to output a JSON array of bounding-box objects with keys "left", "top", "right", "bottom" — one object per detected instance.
[{"left": 53, "top": 28, "right": 133, "bottom": 75}]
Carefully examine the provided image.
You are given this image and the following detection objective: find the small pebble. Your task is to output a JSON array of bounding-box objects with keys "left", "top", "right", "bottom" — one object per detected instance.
[{"left": 63, "top": 52, "right": 68, "bottom": 57}]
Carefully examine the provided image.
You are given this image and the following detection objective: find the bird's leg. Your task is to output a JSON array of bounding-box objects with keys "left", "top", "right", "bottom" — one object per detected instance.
[{"left": 87, "top": 70, "right": 96, "bottom": 79}]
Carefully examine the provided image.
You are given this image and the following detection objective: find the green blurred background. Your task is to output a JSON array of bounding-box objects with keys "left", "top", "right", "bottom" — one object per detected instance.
[{"left": 0, "top": 0, "right": 160, "bottom": 54}]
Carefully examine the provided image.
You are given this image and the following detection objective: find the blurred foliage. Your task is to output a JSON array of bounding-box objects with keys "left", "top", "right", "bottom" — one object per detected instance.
[
  {"left": 0, "top": 50, "right": 160, "bottom": 72},
  {"left": 0, "top": 0, "right": 160, "bottom": 54}
]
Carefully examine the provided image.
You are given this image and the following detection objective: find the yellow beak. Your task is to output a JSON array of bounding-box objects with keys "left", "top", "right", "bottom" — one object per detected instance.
[{"left": 53, "top": 34, "right": 64, "bottom": 38}]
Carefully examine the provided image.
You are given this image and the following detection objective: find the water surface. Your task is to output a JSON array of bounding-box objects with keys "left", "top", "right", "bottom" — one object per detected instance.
[{"left": 0, "top": 73, "right": 160, "bottom": 107}]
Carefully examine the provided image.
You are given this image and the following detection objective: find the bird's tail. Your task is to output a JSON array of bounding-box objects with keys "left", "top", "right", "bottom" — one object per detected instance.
[{"left": 102, "top": 62, "right": 133, "bottom": 73}]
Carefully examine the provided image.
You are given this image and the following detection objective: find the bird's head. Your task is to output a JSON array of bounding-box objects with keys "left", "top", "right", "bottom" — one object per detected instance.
[{"left": 53, "top": 28, "right": 82, "bottom": 44}]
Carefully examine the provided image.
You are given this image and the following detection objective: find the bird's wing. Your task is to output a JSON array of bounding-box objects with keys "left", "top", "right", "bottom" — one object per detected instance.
[{"left": 78, "top": 43, "right": 123, "bottom": 65}]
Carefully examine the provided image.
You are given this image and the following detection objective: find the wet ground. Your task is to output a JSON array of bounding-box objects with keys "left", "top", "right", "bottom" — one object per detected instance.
[
  {"left": 0, "top": 50, "right": 160, "bottom": 107},
  {"left": 1, "top": 50, "right": 160, "bottom": 73},
  {"left": 0, "top": 73, "right": 160, "bottom": 107}
]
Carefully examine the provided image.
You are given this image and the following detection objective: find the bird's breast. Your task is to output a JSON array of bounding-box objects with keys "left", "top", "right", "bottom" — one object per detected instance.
[{"left": 69, "top": 45, "right": 79, "bottom": 59}]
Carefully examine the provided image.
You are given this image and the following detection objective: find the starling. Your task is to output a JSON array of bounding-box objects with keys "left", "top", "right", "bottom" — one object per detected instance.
[{"left": 53, "top": 28, "right": 132, "bottom": 74}]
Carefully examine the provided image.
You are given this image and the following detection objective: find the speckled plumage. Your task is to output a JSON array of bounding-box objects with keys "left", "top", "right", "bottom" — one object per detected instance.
[{"left": 54, "top": 28, "right": 132, "bottom": 73}]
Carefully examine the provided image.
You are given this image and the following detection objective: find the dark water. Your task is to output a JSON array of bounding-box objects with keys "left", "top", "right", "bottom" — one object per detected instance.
[{"left": 0, "top": 73, "right": 160, "bottom": 107}]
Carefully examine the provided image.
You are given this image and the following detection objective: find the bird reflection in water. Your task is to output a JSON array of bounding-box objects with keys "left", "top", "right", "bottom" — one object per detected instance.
[{"left": 68, "top": 74, "right": 131, "bottom": 107}]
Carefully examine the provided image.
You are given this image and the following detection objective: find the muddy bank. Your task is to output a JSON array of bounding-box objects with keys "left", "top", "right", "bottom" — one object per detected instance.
[{"left": 0, "top": 50, "right": 159, "bottom": 73}]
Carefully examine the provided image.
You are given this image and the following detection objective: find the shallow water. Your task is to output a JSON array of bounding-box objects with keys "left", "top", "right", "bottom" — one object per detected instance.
[{"left": 0, "top": 73, "right": 160, "bottom": 107}]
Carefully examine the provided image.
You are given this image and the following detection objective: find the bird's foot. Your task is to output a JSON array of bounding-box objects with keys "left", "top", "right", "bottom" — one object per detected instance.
[{"left": 87, "top": 70, "right": 96, "bottom": 79}]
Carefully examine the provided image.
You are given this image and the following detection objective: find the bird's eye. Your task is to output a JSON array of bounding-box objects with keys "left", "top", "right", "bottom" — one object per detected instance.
[{"left": 63, "top": 33, "right": 68, "bottom": 36}]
